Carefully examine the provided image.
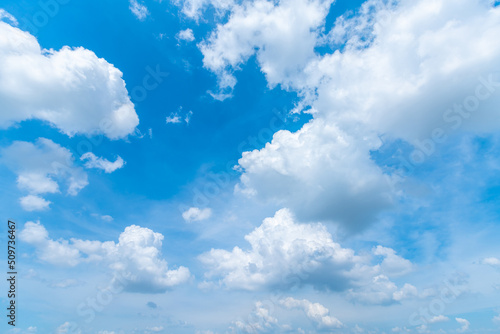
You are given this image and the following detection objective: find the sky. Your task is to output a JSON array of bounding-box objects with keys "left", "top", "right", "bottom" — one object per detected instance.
[{"left": 0, "top": 0, "right": 500, "bottom": 333}]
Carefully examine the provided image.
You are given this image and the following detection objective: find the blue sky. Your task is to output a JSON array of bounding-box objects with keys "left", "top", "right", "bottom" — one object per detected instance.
[{"left": 1, "top": 0, "right": 500, "bottom": 333}]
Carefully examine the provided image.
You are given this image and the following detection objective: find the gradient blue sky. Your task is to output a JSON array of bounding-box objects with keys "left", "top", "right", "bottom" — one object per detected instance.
[{"left": 1, "top": 0, "right": 500, "bottom": 333}]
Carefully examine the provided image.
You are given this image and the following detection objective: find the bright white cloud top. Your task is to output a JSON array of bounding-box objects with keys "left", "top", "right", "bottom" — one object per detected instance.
[{"left": 0, "top": 20, "right": 139, "bottom": 139}]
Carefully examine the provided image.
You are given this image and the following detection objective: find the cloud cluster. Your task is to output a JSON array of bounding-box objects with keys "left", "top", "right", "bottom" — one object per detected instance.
[
  {"left": 195, "top": 0, "right": 500, "bottom": 231},
  {"left": 0, "top": 138, "right": 88, "bottom": 211},
  {"left": 19, "top": 222, "right": 190, "bottom": 292},
  {"left": 200, "top": 209, "right": 415, "bottom": 304},
  {"left": 0, "top": 18, "right": 139, "bottom": 139}
]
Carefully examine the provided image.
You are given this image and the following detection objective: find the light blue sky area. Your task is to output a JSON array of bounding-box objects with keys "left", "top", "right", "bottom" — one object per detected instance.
[{"left": 1, "top": 0, "right": 500, "bottom": 333}]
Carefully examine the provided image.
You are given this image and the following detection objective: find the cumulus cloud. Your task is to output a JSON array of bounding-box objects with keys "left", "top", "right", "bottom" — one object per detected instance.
[
  {"left": 81, "top": 152, "right": 125, "bottom": 173},
  {"left": 0, "top": 138, "right": 88, "bottom": 210},
  {"left": 279, "top": 297, "right": 343, "bottom": 329},
  {"left": 200, "top": 208, "right": 414, "bottom": 303},
  {"left": 198, "top": 0, "right": 333, "bottom": 97},
  {"left": 129, "top": 0, "right": 149, "bottom": 20},
  {"left": 19, "top": 222, "right": 190, "bottom": 292},
  {"left": 232, "top": 301, "right": 278, "bottom": 333},
  {"left": 0, "top": 18, "right": 138, "bottom": 139},
  {"left": 237, "top": 120, "right": 394, "bottom": 230},
  {"left": 182, "top": 207, "right": 212, "bottom": 222},
  {"left": 455, "top": 317, "right": 470, "bottom": 332},
  {"left": 177, "top": 28, "right": 195, "bottom": 42}
]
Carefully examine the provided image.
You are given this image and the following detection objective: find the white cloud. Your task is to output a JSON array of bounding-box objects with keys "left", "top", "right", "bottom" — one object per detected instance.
[
  {"left": 0, "top": 138, "right": 88, "bottom": 210},
  {"left": 19, "top": 195, "right": 51, "bottom": 211},
  {"left": 493, "top": 313, "right": 500, "bottom": 324},
  {"left": 129, "top": 0, "right": 149, "bottom": 20},
  {"left": 455, "top": 317, "right": 470, "bottom": 332},
  {"left": 177, "top": 28, "right": 195, "bottom": 42},
  {"left": 428, "top": 315, "right": 449, "bottom": 324},
  {"left": 0, "top": 19, "right": 138, "bottom": 139},
  {"left": 19, "top": 222, "right": 190, "bottom": 292},
  {"left": 279, "top": 297, "right": 343, "bottom": 329},
  {"left": 80, "top": 152, "right": 125, "bottom": 173},
  {"left": 200, "top": 208, "right": 413, "bottom": 302},
  {"left": 182, "top": 207, "right": 212, "bottom": 222},
  {"left": 482, "top": 257, "right": 500, "bottom": 267},
  {"left": 166, "top": 113, "right": 182, "bottom": 124},
  {"left": 373, "top": 245, "right": 413, "bottom": 276},
  {"left": 166, "top": 109, "right": 193, "bottom": 124},
  {"left": 237, "top": 120, "right": 394, "bottom": 231}
]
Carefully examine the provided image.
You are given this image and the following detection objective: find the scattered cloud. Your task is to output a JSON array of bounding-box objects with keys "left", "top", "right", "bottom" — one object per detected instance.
[
  {"left": 0, "top": 138, "right": 88, "bottom": 210},
  {"left": 56, "top": 322, "right": 80, "bottom": 334},
  {"left": 129, "top": 0, "right": 149, "bottom": 20},
  {"left": 182, "top": 207, "right": 212, "bottom": 222},
  {"left": 177, "top": 28, "right": 195, "bottom": 42},
  {"left": 166, "top": 108, "right": 193, "bottom": 124},
  {"left": 81, "top": 152, "right": 125, "bottom": 173},
  {"left": 175, "top": 0, "right": 235, "bottom": 20},
  {"left": 232, "top": 301, "right": 278, "bottom": 333}
]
